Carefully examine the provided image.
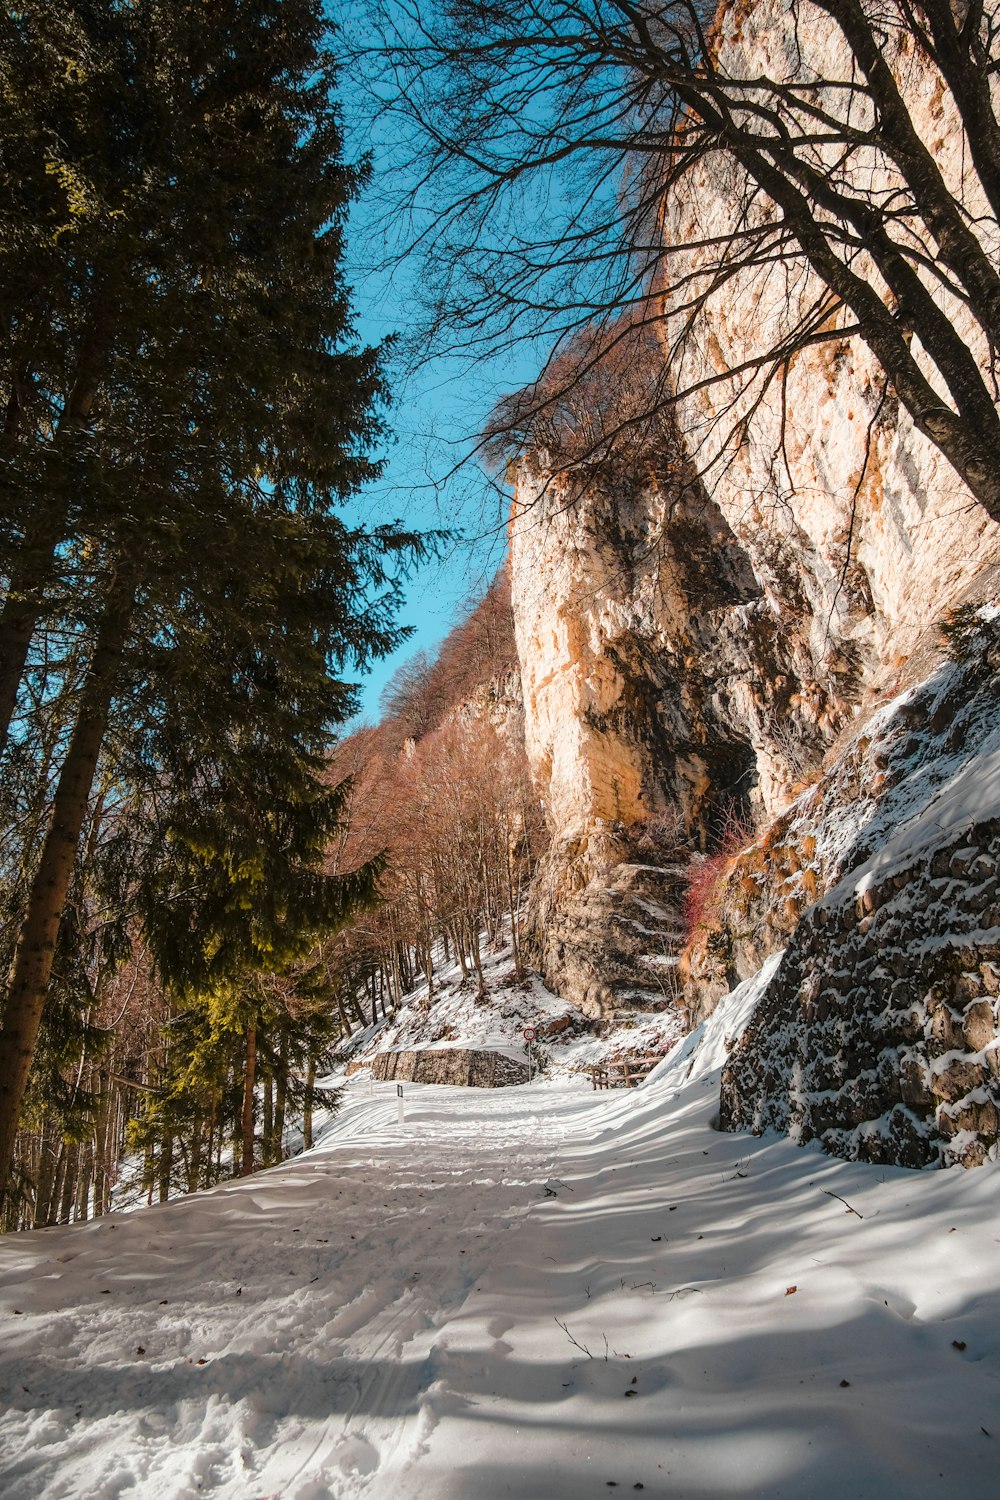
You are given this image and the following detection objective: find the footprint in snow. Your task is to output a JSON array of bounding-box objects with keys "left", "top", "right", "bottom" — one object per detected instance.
[{"left": 334, "top": 1433, "right": 380, "bottom": 1476}]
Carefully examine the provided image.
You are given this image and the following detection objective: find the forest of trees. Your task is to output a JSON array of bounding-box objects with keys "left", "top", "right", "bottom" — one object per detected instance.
[
  {"left": 7, "top": 0, "right": 998, "bottom": 1235},
  {"left": 1, "top": 539, "right": 536, "bottom": 1230},
  {"left": 324, "top": 572, "right": 543, "bottom": 1036},
  {"left": 0, "top": 0, "right": 423, "bottom": 1230}
]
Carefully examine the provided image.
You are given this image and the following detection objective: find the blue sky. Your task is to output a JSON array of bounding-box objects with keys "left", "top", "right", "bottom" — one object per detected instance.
[
  {"left": 335, "top": 8, "right": 550, "bottom": 724},
  {"left": 343, "top": 289, "right": 523, "bottom": 723},
  {"left": 341, "top": 218, "right": 540, "bottom": 725}
]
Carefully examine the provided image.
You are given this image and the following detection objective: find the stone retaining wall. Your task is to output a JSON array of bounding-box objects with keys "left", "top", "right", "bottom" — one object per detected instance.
[
  {"left": 720, "top": 819, "right": 1000, "bottom": 1167},
  {"left": 367, "top": 1049, "right": 529, "bottom": 1088}
]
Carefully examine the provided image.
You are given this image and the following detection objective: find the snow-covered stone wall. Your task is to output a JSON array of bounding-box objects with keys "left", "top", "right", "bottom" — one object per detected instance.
[{"left": 720, "top": 624, "right": 1000, "bottom": 1167}]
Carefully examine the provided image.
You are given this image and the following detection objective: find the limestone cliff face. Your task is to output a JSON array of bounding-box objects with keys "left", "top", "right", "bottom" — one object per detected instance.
[
  {"left": 663, "top": 0, "right": 999, "bottom": 678},
  {"left": 507, "top": 0, "right": 1000, "bottom": 1019},
  {"left": 509, "top": 430, "right": 1000, "bottom": 1017}
]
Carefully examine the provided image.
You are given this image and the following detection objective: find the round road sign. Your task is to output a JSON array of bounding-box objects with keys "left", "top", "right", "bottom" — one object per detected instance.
[{"left": 523, "top": 1026, "right": 537, "bottom": 1042}]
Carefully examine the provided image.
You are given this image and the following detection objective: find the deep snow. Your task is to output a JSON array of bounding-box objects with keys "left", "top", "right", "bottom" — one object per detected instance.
[{"left": 2, "top": 968, "right": 999, "bottom": 1499}]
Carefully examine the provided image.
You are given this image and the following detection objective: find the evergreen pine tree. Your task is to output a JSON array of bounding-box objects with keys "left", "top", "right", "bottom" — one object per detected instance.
[{"left": 0, "top": 0, "right": 418, "bottom": 1196}]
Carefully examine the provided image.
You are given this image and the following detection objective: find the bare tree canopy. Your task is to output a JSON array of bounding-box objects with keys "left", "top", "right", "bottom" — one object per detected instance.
[{"left": 355, "top": 0, "right": 1000, "bottom": 519}]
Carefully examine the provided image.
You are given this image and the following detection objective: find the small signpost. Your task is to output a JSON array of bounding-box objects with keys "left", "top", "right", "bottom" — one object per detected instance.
[
  {"left": 396, "top": 1082, "right": 404, "bottom": 1126},
  {"left": 523, "top": 1025, "right": 537, "bottom": 1083}
]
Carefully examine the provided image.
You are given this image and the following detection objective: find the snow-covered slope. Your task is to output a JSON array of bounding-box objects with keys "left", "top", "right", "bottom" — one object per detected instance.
[
  {"left": 3, "top": 971, "right": 999, "bottom": 1498},
  {"left": 339, "top": 931, "right": 687, "bottom": 1082}
]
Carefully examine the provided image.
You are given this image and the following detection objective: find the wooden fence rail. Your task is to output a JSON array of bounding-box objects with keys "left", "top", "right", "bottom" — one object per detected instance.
[{"left": 589, "top": 1053, "right": 667, "bottom": 1090}]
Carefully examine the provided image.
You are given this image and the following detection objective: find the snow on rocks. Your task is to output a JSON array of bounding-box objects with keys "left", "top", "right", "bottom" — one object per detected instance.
[
  {"left": 2, "top": 972, "right": 1000, "bottom": 1498},
  {"left": 340, "top": 932, "right": 686, "bottom": 1088},
  {"left": 720, "top": 619, "right": 1000, "bottom": 1167}
]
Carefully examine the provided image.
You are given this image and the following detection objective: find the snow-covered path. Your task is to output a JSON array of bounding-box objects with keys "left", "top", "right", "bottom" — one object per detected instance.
[{"left": 3, "top": 998, "right": 1000, "bottom": 1499}]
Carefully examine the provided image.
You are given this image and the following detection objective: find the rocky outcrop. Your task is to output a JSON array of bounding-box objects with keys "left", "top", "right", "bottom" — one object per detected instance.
[
  {"left": 500, "top": 0, "right": 1000, "bottom": 1166},
  {"left": 369, "top": 1048, "right": 528, "bottom": 1087},
  {"left": 718, "top": 620, "right": 1000, "bottom": 1166},
  {"left": 509, "top": 429, "right": 1000, "bottom": 1015},
  {"left": 507, "top": 0, "right": 1000, "bottom": 1021},
  {"left": 663, "top": 0, "right": 998, "bottom": 679},
  {"left": 527, "top": 833, "right": 689, "bottom": 1018},
  {"left": 509, "top": 453, "right": 850, "bottom": 1012},
  {"left": 720, "top": 818, "right": 1000, "bottom": 1168}
]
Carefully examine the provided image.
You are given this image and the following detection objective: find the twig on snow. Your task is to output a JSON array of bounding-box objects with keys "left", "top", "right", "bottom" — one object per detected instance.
[
  {"left": 823, "top": 1189, "right": 863, "bottom": 1219},
  {"left": 554, "top": 1317, "right": 594, "bottom": 1359}
]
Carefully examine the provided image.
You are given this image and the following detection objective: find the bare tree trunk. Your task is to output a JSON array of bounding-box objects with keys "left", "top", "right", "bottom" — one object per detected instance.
[
  {"left": 262, "top": 1070, "right": 274, "bottom": 1165},
  {"left": 453, "top": 929, "right": 469, "bottom": 981},
  {"left": 142, "top": 1141, "right": 155, "bottom": 1207},
  {"left": 33, "top": 1122, "right": 59, "bottom": 1227},
  {"left": 240, "top": 1025, "right": 256, "bottom": 1177},
  {"left": 468, "top": 919, "right": 485, "bottom": 999},
  {"left": 0, "top": 295, "right": 112, "bottom": 761},
  {"left": 274, "top": 1032, "right": 287, "bottom": 1161},
  {"left": 0, "top": 567, "right": 135, "bottom": 1193},
  {"left": 336, "top": 994, "right": 353, "bottom": 1038},
  {"left": 303, "top": 1058, "right": 315, "bottom": 1152},
  {"left": 92, "top": 1070, "right": 115, "bottom": 1217},
  {"left": 75, "top": 1137, "right": 94, "bottom": 1222},
  {"left": 187, "top": 1112, "right": 203, "bottom": 1193},
  {"left": 505, "top": 844, "right": 524, "bottom": 982},
  {"left": 57, "top": 1141, "right": 78, "bottom": 1223},
  {"left": 47, "top": 1140, "right": 68, "bottom": 1225},
  {"left": 157, "top": 1132, "right": 173, "bottom": 1204},
  {"left": 204, "top": 1092, "right": 217, "bottom": 1189},
  {"left": 348, "top": 989, "right": 367, "bottom": 1029}
]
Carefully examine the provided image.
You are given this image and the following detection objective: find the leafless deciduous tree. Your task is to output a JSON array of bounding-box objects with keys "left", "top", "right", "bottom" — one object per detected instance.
[{"left": 356, "top": 0, "right": 1000, "bottom": 519}]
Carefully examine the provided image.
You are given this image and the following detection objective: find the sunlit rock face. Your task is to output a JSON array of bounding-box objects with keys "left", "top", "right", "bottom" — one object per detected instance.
[
  {"left": 662, "top": 0, "right": 1000, "bottom": 675},
  {"left": 507, "top": 1, "right": 1000, "bottom": 1016},
  {"left": 508, "top": 452, "right": 857, "bottom": 1014}
]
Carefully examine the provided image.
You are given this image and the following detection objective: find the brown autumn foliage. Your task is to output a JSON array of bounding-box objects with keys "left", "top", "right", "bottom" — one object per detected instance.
[
  {"left": 378, "top": 571, "right": 519, "bottom": 741},
  {"left": 323, "top": 572, "right": 544, "bottom": 1022},
  {"left": 484, "top": 314, "right": 682, "bottom": 476},
  {"left": 3, "top": 572, "right": 538, "bottom": 1230}
]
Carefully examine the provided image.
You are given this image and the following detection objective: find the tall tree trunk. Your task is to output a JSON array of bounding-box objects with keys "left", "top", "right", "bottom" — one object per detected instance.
[
  {"left": 75, "top": 1137, "right": 94, "bottom": 1222},
  {"left": 274, "top": 1032, "right": 287, "bottom": 1161},
  {"left": 348, "top": 988, "right": 367, "bottom": 1029},
  {"left": 303, "top": 1058, "right": 315, "bottom": 1152},
  {"left": 48, "top": 1140, "right": 68, "bottom": 1225},
  {"left": 336, "top": 993, "right": 353, "bottom": 1039},
  {"left": 240, "top": 1024, "right": 256, "bottom": 1177},
  {"left": 506, "top": 844, "right": 524, "bottom": 982},
  {"left": 57, "top": 1140, "right": 78, "bottom": 1223},
  {"left": 142, "top": 1140, "right": 155, "bottom": 1207},
  {"left": 157, "top": 1131, "right": 173, "bottom": 1203},
  {"left": 204, "top": 1092, "right": 217, "bottom": 1189},
  {"left": 468, "top": 918, "right": 485, "bottom": 1000},
  {"left": 262, "top": 1070, "right": 274, "bottom": 1165},
  {"left": 33, "top": 1122, "right": 59, "bottom": 1227},
  {"left": 187, "top": 1113, "right": 203, "bottom": 1193},
  {"left": 0, "top": 566, "right": 135, "bottom": 1192},
  {"left": 92, "top": 1069, "right": 115, "bottom": 1217},
  {"left": 0, "top": 295, "right": 112, "bottom": 761}
]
